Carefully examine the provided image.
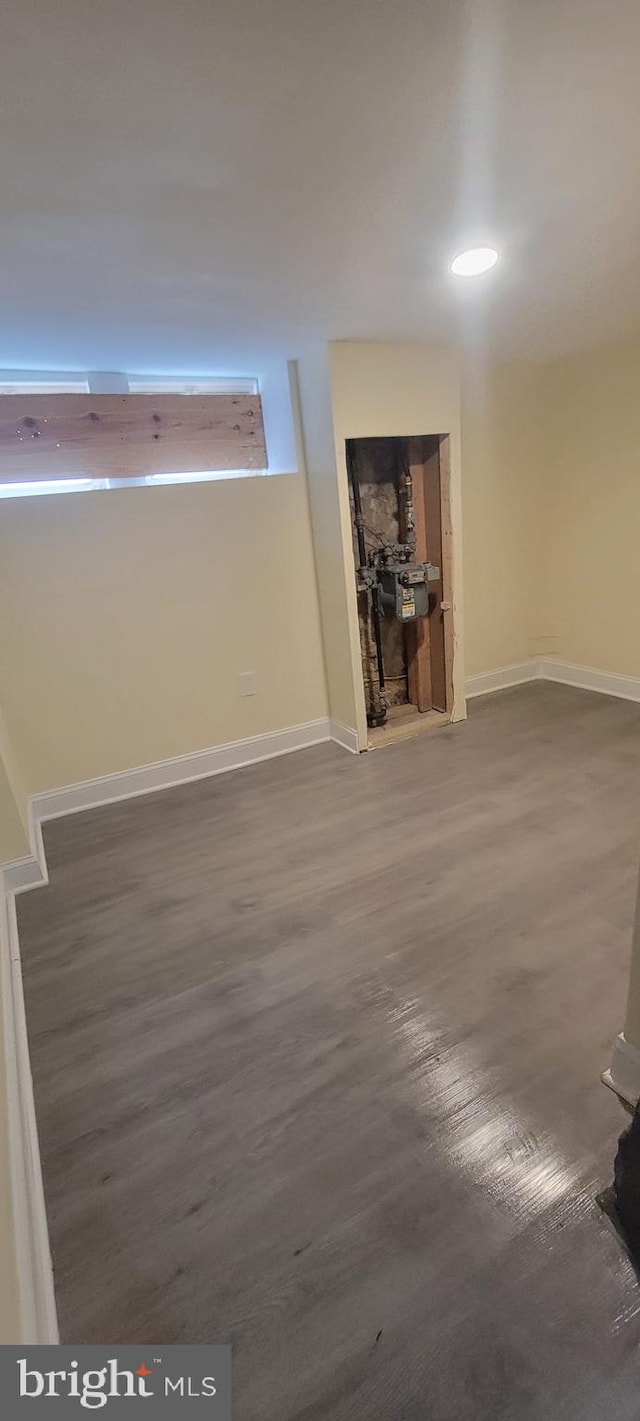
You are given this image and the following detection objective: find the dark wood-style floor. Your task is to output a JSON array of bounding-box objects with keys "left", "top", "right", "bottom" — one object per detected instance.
[{"left": 17, "top": 684, "right": 640, "bottom": 1419}]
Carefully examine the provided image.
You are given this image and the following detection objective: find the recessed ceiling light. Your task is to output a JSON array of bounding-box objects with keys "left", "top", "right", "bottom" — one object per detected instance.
[{"left": 450, "top": 246, "right": 499, "bottom": 277}]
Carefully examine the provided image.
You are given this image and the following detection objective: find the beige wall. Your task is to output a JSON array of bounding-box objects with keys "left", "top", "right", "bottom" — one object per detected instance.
[
  {"left": 7, "top": 341, "right": 621, "bottom": 799},
  {"left": 462, "top": 359, "right": 550, "bottom": 677},
  {"left": 3, "top": 341, "right": 638, "bottom": 796},
  {"left": 542, "top": 336, "right": 640, "bottom": 676},
  {"left": 327, "top": 342, "right": 465, "bottom": 745},
  {"left": 463, "top": 335, "right": 640, "bottom": 682},
  {"left": 0, "top": 762, "right": 27, "bottom": 864},
  {"left": 0, "top": 474, "right": 328, "bottom": 793}
]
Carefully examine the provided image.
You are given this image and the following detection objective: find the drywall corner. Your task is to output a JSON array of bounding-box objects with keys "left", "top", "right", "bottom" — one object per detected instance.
[
  {"left": 0, "top": 762, "right": 28, "bottom": 865},
  {"left": 296, "top": 346, "right": 366, "bottom": 744},
  {"left": 0, "top": 709, "right": 29, "bottom": 862}
]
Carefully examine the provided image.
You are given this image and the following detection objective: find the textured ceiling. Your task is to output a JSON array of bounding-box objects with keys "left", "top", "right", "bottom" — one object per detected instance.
[{"left": 2, "top": 0, "right": 640, "bottom": 370}]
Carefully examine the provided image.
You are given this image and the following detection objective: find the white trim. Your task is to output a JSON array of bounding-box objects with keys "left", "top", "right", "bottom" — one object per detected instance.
[
  {"left": 0, "top": 370, "right": 256, "bottom": 396},
  {"left": 466, "top": 657, "right": 640, "bottom": 705},
  {"left": 465, "top": 661, "right": 541, "bottom": 698},
  {"left": 540, "top": 658, "right": 640, "bottom": 704},
  {"left": 128, "top": 376, "right": 258, "bottom": 395},
  {"left": 603, "top": 1033, "right": 640, "bottom": 1107},
  {"left": 31, "top": 719, "right": 333, "bottom": 823},
  {"left": 329, "top": 720, "right": 360, "bottom": 755},
  {"left": 0, "top": 469, "right": 276, "bottom": 501},
  {"left": 3, "top": 856, "right": 47, "bottom": 895},
  {"left": 0, "top": 380, "right": 89, "bottom": 395},
  {"left": 0, "top": 873, "right": 58, "bottom": 1341}
]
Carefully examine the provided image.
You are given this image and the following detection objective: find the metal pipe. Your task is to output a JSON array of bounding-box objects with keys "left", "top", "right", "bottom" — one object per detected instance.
[
  {"left": 347, "top": 440, "right": 386, "bottom": 726},
  {"left": 371, "top": 584, "right": 386, "bottom": 694},
  {"left": 346, "top": 441, "right": 367, "bottom": 569},
  {"left": 399, "top": 446, "right": 416, "bottom": 551}
]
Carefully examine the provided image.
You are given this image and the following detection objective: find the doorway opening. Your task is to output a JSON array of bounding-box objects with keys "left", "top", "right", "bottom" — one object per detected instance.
[{"left": 346, "top": 433, "right": 454, "bottom": 748}]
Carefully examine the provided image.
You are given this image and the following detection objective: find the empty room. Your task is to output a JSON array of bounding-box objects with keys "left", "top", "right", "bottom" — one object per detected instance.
[{"left": 2, "top": 2, "right": 640, "bottom": 1417}]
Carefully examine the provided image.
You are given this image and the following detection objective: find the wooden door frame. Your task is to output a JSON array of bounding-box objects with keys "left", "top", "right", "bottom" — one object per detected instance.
[{"left": 438, "top": 434, "right": 455, "bottom": 715}]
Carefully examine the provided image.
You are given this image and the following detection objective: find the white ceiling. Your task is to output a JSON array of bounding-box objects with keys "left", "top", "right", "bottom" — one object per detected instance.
[{"left": 3, "top": 0, "right": 640, "bottom": 371}]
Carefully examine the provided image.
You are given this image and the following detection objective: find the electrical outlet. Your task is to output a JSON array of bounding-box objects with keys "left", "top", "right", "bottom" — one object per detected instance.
[{"left": 239, "top": 671, "right": 257, "bottom": 697}]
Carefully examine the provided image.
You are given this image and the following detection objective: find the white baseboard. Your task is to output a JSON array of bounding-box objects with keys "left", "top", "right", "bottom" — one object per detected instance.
[
  {"left": 540, "top": 659, "right": 640, "bottom": 704},
  {"left": 329, "top": 719, "right": 360, "bottom": 754},
  {"left": 20, "top": 663, "right": 640, "bottom": 834},
  {"left": 466, "top": 656, "right": 640, "bottom": 706},
  {"left": 32, "top": 718, "right": 334, "bottom": 823},
  {"left": 3, "top": 855, "right": 47, "bottom": 895},
  {"left": 465, "top": 661, "right": 541, "bottom": 698},
  {"left": 603, "top": 1033, "right": 640, "bottom": 1108},
  {"left": 0, "top": 873, "right": 58, "bottom": 1342}
]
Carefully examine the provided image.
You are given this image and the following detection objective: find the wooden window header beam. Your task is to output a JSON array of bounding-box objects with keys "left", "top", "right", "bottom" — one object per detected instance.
[{"left": 0, "top": 392, "right": 267, "bottom": 484}]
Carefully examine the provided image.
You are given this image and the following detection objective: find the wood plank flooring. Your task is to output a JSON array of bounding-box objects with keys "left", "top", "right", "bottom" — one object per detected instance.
[{"left": 16, "top": 683, "right": 640, "bottom": 1419}]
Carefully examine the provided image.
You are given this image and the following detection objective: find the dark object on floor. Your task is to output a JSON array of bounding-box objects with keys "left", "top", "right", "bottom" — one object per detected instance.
[
  {"left": 596, "top": 1186, "right": 640, "bottom": 1280},
  {"left": 613, "top": 1099, "right": 640, "bottom": 1261}
]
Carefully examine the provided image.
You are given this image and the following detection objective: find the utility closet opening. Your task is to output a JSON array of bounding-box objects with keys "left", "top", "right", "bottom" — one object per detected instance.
[{"left": 346, "top": 434, "right": 453, "bottom": 748}]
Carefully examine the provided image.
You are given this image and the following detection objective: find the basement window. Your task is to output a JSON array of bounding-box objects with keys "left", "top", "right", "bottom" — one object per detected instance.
[
  {"left": 0, "top": 379, "right": 90, "bottom": 394},
  {"left": 0, "top": 371, "right": 268, "bottom": 498},
  {"left": 128, "top": 376, "right": 258, "bottom": 396}
]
